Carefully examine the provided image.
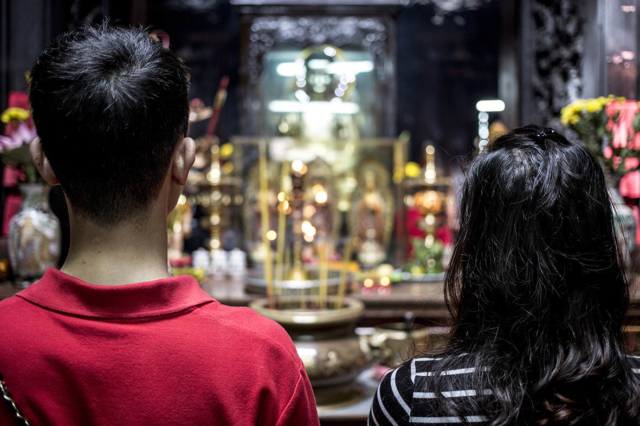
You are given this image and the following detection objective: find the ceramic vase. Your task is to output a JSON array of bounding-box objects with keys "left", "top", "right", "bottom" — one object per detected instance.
[
  {"left": 8, "top": 184, "right": 61, "bottom": 286},
  {"left": 609, "top": 186, "right": 636, "bottom": 267}
]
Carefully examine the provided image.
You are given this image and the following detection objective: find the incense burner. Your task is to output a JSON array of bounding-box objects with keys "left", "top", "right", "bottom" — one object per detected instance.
[
  {"left": 249, "top": 296, "right": 371, "bottom": 408},
  {"left": 244, "top": 268, "right": 343, "bottom": 294}
]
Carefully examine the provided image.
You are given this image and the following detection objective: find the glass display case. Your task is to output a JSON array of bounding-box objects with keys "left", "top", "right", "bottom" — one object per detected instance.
[
  {"left": 227, "top": 1, "right": 406, "bottom": 279},
  {"left": 259, "top": 45, "right": 377, "bottom": 140}
]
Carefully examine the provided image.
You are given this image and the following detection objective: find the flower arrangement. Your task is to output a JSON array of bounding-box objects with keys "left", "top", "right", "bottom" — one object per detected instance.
[
  {"left": 561, "top": 95, "right": 640, "bottom": 177},
  {"left": 0, "top": 104, "right": 38, "bottom": 182}
]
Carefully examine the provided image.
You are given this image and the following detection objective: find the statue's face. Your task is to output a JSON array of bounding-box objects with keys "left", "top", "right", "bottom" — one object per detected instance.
[
  {"left": 307, "top": 66, "right": 332, "bottom": 95},
  {"left": 364, "top": 171, "right": 375, "bottom": 188},
  {"left": 302, "top": 50, "right": 335, "bottom": 101}
]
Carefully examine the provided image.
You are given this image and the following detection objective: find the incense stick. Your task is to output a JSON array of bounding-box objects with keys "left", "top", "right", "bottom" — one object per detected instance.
[
  {"left": 283, "top": 243, "right": 291, "bottom": 310},
  {"left": 318, "top": 240, "right": 328, "bottom": 310},
  {"left": 292, "top": 241, "right": 306, "bottom": 310},
  {"left": 258, "top": 142, "right": 274, "bottom": 308},
  {"left": 336, "top": 239, "right": 353, "bottom": 309},
  {"left": 275, "top": 161, "right": 289, "bottom": 298}
]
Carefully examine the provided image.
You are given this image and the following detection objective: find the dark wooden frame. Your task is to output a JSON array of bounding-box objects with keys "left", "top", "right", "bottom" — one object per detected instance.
[{"left": 231, "top": 0, "right": 403, "bottom": 138}]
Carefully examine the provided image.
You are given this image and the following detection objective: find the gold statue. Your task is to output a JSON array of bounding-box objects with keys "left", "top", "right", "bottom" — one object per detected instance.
[{"left": 349, "top": 160, "right": 394, "bottom": 267}]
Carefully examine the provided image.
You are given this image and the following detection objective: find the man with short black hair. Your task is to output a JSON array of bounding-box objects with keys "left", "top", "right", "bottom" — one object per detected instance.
[{"left": 0, "top": 24, "right": 318, "bottom": 426}]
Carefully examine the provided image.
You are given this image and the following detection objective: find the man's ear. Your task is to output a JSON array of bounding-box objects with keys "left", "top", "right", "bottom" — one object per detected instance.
[
  {"left": 172, "top": 137, "right": 196, "bottom": 185},
  {"left": 29, "top": 137, "right": 59, "bottom": 185}
]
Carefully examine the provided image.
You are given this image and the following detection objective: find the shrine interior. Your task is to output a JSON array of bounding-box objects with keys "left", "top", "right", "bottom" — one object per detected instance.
[{"left": 1, "top": 0, "right": 640, "bottom": 424}]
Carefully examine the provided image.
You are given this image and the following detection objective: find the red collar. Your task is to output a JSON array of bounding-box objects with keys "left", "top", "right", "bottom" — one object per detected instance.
[{"left": 16, "top": 268, "right": 215, "bottom": 319}]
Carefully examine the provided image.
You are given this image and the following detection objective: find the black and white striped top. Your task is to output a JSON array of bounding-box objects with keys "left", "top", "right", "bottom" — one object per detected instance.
[{"left": 369, "top": 355, "right": 640, "bottom": 425}]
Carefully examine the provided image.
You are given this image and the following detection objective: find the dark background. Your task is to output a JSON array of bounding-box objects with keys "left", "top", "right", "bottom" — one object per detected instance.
[{"left": 0, "top": 0, "right": 502, "bottom": 168}]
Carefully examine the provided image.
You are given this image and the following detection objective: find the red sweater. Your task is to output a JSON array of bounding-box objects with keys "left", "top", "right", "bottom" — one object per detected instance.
[{"left": 0, "top": 269, "right": 319, "bottom": 426}]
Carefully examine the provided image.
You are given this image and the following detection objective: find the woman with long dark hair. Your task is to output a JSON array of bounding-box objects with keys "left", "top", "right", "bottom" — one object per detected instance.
[{"left": 370, "top": 126, "right": 640, "bottom": 425}]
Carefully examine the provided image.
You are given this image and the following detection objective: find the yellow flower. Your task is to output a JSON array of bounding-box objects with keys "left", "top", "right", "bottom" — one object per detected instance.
[
  {"left": 220, "top": 143, "right": 234, "bottom": 160},
  {"left": 1, "top": 107, "right": 30, "bottom": 124},
  {"left": 405, "top": 162, "right": 421, "bottom": 178},
  {"left": 586, "top": 100, "right": 602, "bottom": 113},
  {"left": 222, "top": 161, "right": 234, "bottom": 175},
  {"left": 561, "top": 103, "right": 580, "bottom": 126}
]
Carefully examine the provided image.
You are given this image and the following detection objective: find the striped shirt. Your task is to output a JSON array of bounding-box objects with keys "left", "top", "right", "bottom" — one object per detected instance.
[{"left": 369, "top": 355, "right": 640, "bottom": 425}]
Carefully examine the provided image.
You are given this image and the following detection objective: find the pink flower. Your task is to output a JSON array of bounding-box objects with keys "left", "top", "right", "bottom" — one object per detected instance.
[
  {"left": 604, "top": 146, "right": 613, "bottom": 159},
  {"left": 0, "top": 123, "right": 36, "bottom": 153},
  {"left": 607, "top": 100, "right": 639, "bottom": 148},
  {"left": 626, "top": 157, "right": 640, "bottom": 170}
]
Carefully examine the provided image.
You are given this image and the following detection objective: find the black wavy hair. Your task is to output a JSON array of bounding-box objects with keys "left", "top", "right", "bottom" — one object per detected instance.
[
  {"left": 29, "top": 22, "right": 190, "bottom": 226},
  {"left": 430, "top": 125, "right": 640, "bottom": 425}
]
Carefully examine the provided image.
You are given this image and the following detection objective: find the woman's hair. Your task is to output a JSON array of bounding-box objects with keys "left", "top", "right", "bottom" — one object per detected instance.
[{"left": 432, "top": 125, "right": 640, "bottom": 425}]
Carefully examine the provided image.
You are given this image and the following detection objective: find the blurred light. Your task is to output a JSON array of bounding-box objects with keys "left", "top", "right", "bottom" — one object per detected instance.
[
  {"left": 478, "top": 112, "right": 489, "bottom": 122},
  {"left": 297, "top": 347, "right": 317, "bottom": 357},
  {"left": 338, "top": 200, "right": 350, "bottom": 211},
  {"left": 479, "top": 128, "right": 490, "bottom": 139},
  {"left": 292, "top": 160, "right": 305, "bottom": 173},
  {"left": 275, "top": 61, "right": 373, "bottom": 76},
  {"left": 268, "top": 101, "right": 360, "bottom": 114},
  {"left": 178, "top": 194, "right": 187, "bottom": 205},
  {"left": 303, "top": 234, "right": 314, "bottom": 242},
  {"left": 425, "top": 214, "right": 435, "bottom": 225},
  {"left": 303, "top": 205, "right": 316, "bottom": 217},
  {"left": 380, "top": 276, "right": 391, "bottom": 287},
  {"left": 427, "top": 259, "right": 436, "bottom": 268},
  {"left": 324, "top": 46, "right": 337, "bottom": 57},
  {"left": 295, "top": 90, "right": 310, "bottom": 103},
  {"left": 425, "top": 235, "right": 435, "bottom": 247},
  {"left": 334, "top": 88, "right": 345, "bottom": 97},
  {"left": 208, "top": 168, "right": 221, "bottom": 180},
  {"left": 278, "top": 192, "right": 286, "bottom": 202},
  {"left": 296, "top": 80, "right": 306, "bottom": 88},
  {"left": 210, "top": 239, "right": 220, "bottom": 249},
  {"left": 210, "top": 215, "right": 220, "bottom": 225},
  {"left": 308, "top": 59, "right": 330, "bottom": 70},
  {"left": 622, "top": 5, "right": 636, "bottom": 12},
  {"left": 426, "top": 145, "right": 435, "bottom": 155},
  {"left": 364, "top": 278, "right": 374, "bottom": 288},
  {"left": 266, "top": 230, "right": 277, "bottom": 241},
  {"left": 277, "top": 61, "right": 305, "bottom": 77},
  {"left": 173, "top": 222, "right": 182, "bottom": 233},
  {"left": 301, "top": 221, "right": 317, "bottom": 236},
  {"left": 476, "top": 100, "right": 505, "bottom": 112},
  {"left": 622, "top": 50, "right": 635, "bottom": 60},
  {"left": 315, "top": 191, "right": 328, "bottom": 204},
  {"left": 327, "top": 61, "right": 374, "bottom": 75}
]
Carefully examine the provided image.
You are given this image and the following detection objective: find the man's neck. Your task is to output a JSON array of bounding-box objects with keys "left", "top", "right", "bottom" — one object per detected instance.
[{"left": 61, "top": 209, "right": 170, "bottom": 286}]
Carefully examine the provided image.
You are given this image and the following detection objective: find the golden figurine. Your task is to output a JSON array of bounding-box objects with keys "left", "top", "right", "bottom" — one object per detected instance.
[{"left": 349, "top": 160, "right": 394, "bottom": 267}]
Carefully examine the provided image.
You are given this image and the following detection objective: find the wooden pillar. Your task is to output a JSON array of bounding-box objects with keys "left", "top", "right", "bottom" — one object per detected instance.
[{"left": 498, "top": 0, "right": 520, "bottom": 129}]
